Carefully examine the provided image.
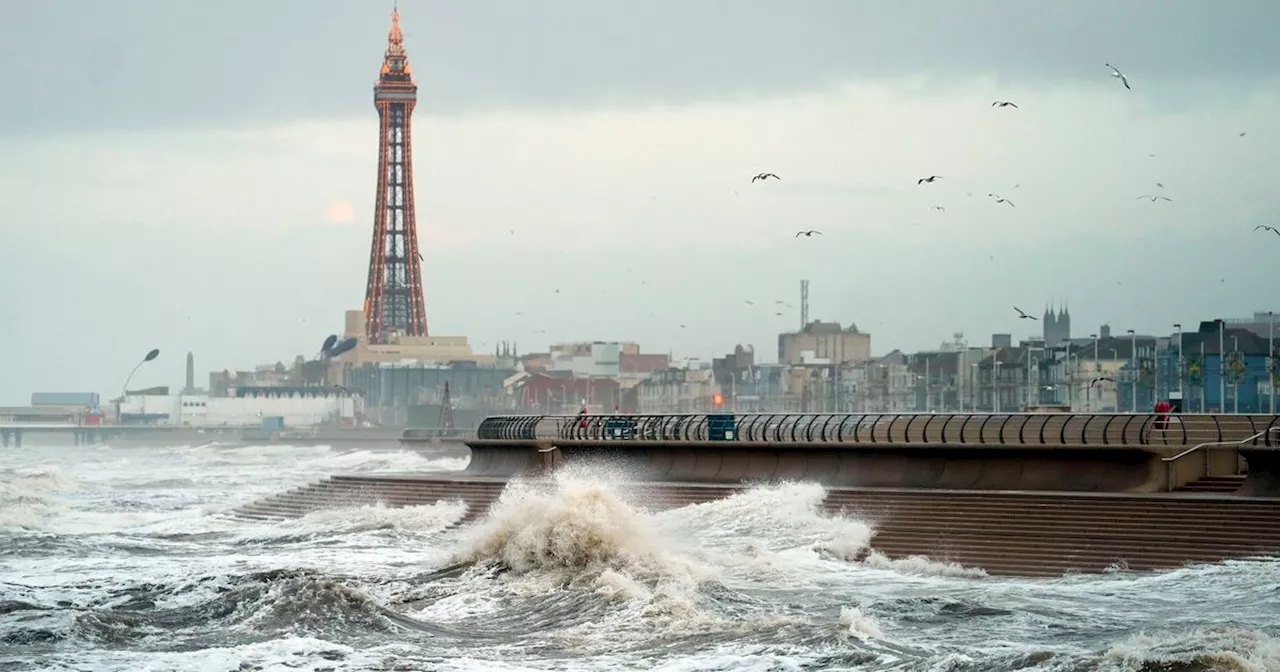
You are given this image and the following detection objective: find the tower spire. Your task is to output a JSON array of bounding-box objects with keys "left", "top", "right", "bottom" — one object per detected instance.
[{"left": 363, "top": 7, "right": 428, "bottom": 344}]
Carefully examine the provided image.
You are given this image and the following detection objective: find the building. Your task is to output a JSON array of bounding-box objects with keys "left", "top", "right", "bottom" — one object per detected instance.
[
  {"left": 1042, "top": 303, "right": 1072, "bottom": 347},
  {"left": 778, "top": 320, "right": 871, "bottom": 367},
  {"left": 117, "top": 387, "right": 361, "bottom": 428},
  {"left": 509, "top": 372, "right": 627, "bottom": 413},
  {"left": 635, "top": 368, "right": 717, "bottom": 413},
  {"left": 342, "top": 360, "right": 514, "bottom": 427},
  {"left": 1164, "top": 319, "right": 1277, "bottom": 413},
  {"left": 363, "top": 8, "right": 429, "bottom": 344}
]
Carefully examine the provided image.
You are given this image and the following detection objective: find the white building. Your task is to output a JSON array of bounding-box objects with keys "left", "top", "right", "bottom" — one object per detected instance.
[
  {"left": 548, "top": 341, "right": 624, "bottom": 377},
  {"left": 118, "top": 390, "right": 360, "bottom": 428}
]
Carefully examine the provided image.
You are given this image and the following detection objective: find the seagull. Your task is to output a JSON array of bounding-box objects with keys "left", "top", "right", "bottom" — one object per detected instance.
[
  {"left": 1156, "top": 182, "right": 1164, "bottom": 188},
  {"left": 989, "top": 193, "right": 1015, "bottom": 207},
  {"left": 992, "top": 101, "right": 1019, "bottom": 108},
  {"left": 1105, "top": 63, "right": 1131, "bottom": 90},
  {"left": 918, "top": 175, "right": 943, "bottom": 184},
  {"left": 752, "top": 173, "right": 780, "bottom": 182},
  {"left": 1014, "top": 306, "right": 1038, "bottom": 321},
  {"left": 1090, "top": 376, "right": 1116, "bottom": 389},
  {"left": 745, "top": 300, "right": 755, "bottom": 305},
  {"left": 1137, "top": 195, "right": 1173, "bottom": 202},
  {"left": 1254, "top": 225, "right": 1280, "bottom": 237},
  {"left": 795, "top": 230, "right": 822, "bottom": 237},
  {"left": 932, "top": 206, "right": 946, "bottom": 212}
]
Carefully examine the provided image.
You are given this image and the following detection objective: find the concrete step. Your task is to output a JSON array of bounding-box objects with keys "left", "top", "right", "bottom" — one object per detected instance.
[{"left": 1176, "top": 475, "right": 1247, "bottom": 493}]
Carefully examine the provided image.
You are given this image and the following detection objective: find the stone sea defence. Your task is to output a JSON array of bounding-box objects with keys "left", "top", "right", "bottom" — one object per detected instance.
[{"left": 234, "top": 412, "right": 1280, "bottom": 576}]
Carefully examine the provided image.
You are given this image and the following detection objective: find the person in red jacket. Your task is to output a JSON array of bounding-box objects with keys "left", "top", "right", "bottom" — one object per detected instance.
[{"left": 1153, "top": 400, "right": 1171, "bottom": 429}]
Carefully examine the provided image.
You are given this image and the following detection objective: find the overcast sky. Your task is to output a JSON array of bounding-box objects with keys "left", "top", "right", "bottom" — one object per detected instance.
[{"left": 2, "top": 0, "right": 1279, "bottom": 403}]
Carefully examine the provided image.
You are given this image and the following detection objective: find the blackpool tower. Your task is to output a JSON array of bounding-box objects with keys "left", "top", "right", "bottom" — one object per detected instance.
[{"left": 363, "top": 8, "right": 428, "bottom": 344}]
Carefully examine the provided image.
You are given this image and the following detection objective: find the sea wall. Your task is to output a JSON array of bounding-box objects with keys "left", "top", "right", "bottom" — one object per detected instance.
[{"left": 461, "top": 412, "right": 1280, "bottom": 493}]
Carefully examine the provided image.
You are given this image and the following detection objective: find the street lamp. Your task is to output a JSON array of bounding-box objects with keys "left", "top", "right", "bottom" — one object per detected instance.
[
  {"left": 1269, "top": 312, "right": 1276, "bottom": 414},
  {"left": 118, "top": 348, "right": 160, "bottom": 424},
  {"left": 1173, "top": 323, "right": 1183, "bottom": 398},
  {"left": 1218, "top": 319, "right": 1226, "bottom": 414},
  {"left": 1127, "top": 329, "right": 1137, "bottom": 413},
  {"left": 1089, "top": 333, "right": 1098, "bottom": 412},
  {"left": 970, "top": 362, "right": 978, "bottom": 412},
  {"left": 1231, "top": 334, "right": 1239, "bottom": 414}
]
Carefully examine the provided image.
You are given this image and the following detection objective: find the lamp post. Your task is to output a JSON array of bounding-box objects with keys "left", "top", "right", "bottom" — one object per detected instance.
[
  {"left": 994, "top": 360, "right": 1002, "bottom": 413},
  {"left": 1127, "top": 329, "right": 1137, "bottom": 413},
  {"left": 1174, "top": 323, "right": 1183, "bottom": 398},
  {"left": 970, "top": 362, "right": 978, "bottom": 412},
  {"left": 1270, "top": 311, "right": 1276, "bottom": 414},
  {"left": 1025, "top": 346, "right": 1036, "bottom": 409},
  {"left": 117, "top": 348, "right": 160, "bottom": 424},
  {"left": 1231, "top": 335, "right": 1239, "bottom": 414},
  {"left": 1089, "top": 333, "right": 1099, "bottom": 412},
  {"left": 926, "top": 353, "right": 936, "bottom": 412},
  {"left": 1218, "top": 319, "right": 1226, "bottom": 413}
]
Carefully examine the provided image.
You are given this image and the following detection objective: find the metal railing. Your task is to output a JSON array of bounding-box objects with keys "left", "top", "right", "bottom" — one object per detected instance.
[
  {"left": 476, "top": 412, "right": 1280, "bottom": 447},
  {"left": 1162, "top": 427, "right": 1280, "bottom": 492}
]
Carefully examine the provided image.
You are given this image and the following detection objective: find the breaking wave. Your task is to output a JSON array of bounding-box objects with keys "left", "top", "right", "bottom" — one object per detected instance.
[{"left": 3, "top": 443, "right": 1278, "bottom": 670}]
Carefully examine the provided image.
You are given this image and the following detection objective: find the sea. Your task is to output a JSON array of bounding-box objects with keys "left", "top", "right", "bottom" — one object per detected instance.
[{"left": 2, "top": 441, "right": 1279, "bottom": 672}]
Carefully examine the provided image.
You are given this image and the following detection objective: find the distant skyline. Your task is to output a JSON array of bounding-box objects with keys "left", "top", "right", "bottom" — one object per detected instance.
[{"left": 2, "top": 0, "right": 1279, "bottom": 403}]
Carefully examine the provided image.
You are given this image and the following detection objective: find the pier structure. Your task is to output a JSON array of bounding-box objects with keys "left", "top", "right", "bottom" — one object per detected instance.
[
  {"left": 235, "top": 411, "right": 1280, "bottom": 577},
  {"left": 0, "top": 423, "right": 468, "bottom": 449}
]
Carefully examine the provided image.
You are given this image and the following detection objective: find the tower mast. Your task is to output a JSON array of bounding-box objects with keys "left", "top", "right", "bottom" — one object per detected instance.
[{"left": 363, "top": 8, "right": 428, "bottom": 344}]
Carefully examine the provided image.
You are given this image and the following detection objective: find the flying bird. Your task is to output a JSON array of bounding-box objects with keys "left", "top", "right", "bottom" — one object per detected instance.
[
  {"left": 1105, "top": 63, "right": 1131, "bottom": 90},
  {"left": 992, "top": 101, "right": 1019, "bottom": 108},
  {"left": 1137, "top": 195, "right": 1173, "bottom": 202},
  {"left": 752, "top": 173, "right": 781, "bottom": 182},
  {"left": 1156, "top": 182, "right": 1164, "bottom": 188},
  {"left": 1090, "top": 376, "right": 1116, "bottom": 389},
  {"left": 918, "top": 175, "right": 943, "bottom": 184},
  {"left": 745, "top": 300, "right": 755, "bottom": 305},
  {"left": 1254, "top": 225, "right": 1280, "bottom": 237},
  {"left": 989, "top": 193, "right": 1015, "bottom": 207},
  {"left": 1014, "top": 306, "right": 1038, "bottom": 321},
  {"left": 932, "top": 206, "right": 946, "bottom": 212},
  {"left": 795, "top": 230, "right": 823, "bottom": 237}
]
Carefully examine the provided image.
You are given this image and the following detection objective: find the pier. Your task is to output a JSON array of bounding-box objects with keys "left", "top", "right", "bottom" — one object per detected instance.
[
  {"left": 234, "top": 411, "right": 1280, "bottom": 576},
  {"left": 0, "top": 423, "right": 468, "bottom": 449}
]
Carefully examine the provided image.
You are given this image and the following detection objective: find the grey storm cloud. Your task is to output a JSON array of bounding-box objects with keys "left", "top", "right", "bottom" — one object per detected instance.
[{"left": 1, "top": 0, "right": 1279, "bottom": 135}]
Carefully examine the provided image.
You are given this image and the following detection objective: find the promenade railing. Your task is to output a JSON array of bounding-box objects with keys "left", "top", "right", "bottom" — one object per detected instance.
[{"left": 475, "top": 412, "right": 1280, "bottom": 448}]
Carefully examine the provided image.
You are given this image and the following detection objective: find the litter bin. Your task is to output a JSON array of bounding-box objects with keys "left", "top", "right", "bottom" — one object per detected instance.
[
  {"left": 603, "top": 417, "right": 636, "bottom": 440},
  {"left": 708, "top": 413, "right": 736, "bottom": 441}
]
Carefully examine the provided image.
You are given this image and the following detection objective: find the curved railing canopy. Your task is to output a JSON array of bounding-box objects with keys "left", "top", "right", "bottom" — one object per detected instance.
[{"left": 475, "top": 412, "right": 1280, "bottom": 448}]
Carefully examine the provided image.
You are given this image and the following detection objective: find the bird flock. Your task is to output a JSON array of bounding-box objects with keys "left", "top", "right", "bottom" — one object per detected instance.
[
  {"left": 747, "top": 63, "right": 1272, "bottom": 325},
  {"left": 504, "top": 63, "right": 1269, "bottom": 349}
]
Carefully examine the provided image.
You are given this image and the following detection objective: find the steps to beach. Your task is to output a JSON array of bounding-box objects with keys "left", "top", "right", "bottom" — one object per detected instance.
[
  {"left": 1175, "top": 475, "right": 1246, "bottom": 493},
  {"left": 231, "top": 476, "right": 1280, "bottom": 578}
]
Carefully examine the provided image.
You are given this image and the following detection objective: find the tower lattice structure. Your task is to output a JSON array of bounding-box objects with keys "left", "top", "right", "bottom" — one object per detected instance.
[
  {"left": 363, "top": 8, "right": 428, "bottom": 345},
  {"left": 438, "top": 381, "right": 455, "bottom": 431}
]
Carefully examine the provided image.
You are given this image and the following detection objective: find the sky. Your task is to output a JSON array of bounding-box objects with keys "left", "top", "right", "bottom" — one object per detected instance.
[{"left": 2, "top": 0, "right": 1279, "bottom": 404}]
